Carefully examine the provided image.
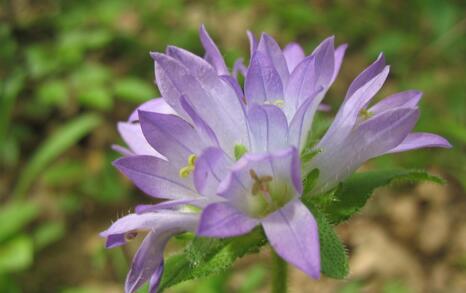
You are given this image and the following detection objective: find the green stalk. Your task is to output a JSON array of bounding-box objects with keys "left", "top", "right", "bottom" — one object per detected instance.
[{"left": 271, "top": 251, "right": 288, "bottom": 293}]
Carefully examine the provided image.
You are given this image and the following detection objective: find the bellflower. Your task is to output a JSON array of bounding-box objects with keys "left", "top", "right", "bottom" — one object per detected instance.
[
  {"left": 306, "top": 54, "right": 452, "bottom": 192},
  {"left": 101, "top": 25, "right": 451, "bottom": 293}
]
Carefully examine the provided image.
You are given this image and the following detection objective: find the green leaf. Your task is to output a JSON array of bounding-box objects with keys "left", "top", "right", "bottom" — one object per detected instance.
[
  {"left": 308, "top": 205, "right": 349, "bottom": 279},
  {"left": 159, "top": 228, "right": 266, "bottom": 291},
  {"left": 300, "top": 148, "right": 321, "bottom": 164},
  {"left": 0, "top": 70, "right": 25, "bottom": 143},
  {"left": 114, "top": 78, "right": 155, "bottom": 103},
  {"left": 78, "top": 87, "right": 113, "bottom": 111},
  {"left": 308, "top": 169, "right": 444, "bottom": 224},
  {"left": 0, "top": 235, "right": 34, "bottom": 273},
  {"left": 70, "top": 63, "right": 112, "bottom": 88},
  {"left": 13, "top": 113, "right": 102, "bottom": 198},
  {"left": 160, "top": 200, "right": 350, "bottom": 290},
  {"left": 33, "top": 221, "right": 65, "bottom": 250},
  {"left": 303, "top": 168, "right": 319, "bottom": 195},
  {"left": 43, "top": 159, "right": 86, "bottom": 187},
  {"left": 26, "top": 45, "right": 60, "bottom": 78},
  {"left": 0, "top": 202, "right": 40, "bottom": 243},
  {"left": 36, "top": 80, "right": 69, "bottom": 107}
]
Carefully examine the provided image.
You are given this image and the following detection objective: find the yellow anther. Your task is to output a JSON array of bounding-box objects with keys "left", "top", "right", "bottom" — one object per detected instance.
[
  {"left": 273, "top": 100, "right": 285, "bottom": 108},
  {"left": 179, "top": 154, "right": 197, "bottom": 178},
  {"left": 264, "top": 99, "right": 285, "bottom": 108},
  {"left": 188, "top": 154, "right": 197, "bottom": 165},
  {"left": 179, "top": 166, "right": 194, "bottom": 178}
]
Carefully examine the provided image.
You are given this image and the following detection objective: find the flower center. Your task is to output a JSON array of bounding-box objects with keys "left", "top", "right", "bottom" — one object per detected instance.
[{"left": 246, "top": 169, "right": 294, "bottom": 218}]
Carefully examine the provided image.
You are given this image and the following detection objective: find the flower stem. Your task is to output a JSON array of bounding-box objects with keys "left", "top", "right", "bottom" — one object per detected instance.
[{"left": 271, "top": 250, "right": 288, "bottom": 293}]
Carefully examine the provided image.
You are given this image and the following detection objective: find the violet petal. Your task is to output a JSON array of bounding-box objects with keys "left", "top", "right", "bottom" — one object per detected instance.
[
  {"left": 197, "top": 203, "right": 258, "bottom": 237},
  {"left": 262, "top": 199, "right": 320, "bottom": 279},
  {"left": 113, "top": 155, "right": 198, "bottom": 200}
]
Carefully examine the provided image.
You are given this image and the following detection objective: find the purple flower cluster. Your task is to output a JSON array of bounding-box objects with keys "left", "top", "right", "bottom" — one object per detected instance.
[{"left": 101, "top": 25, "right": 451, "bottom": 292}]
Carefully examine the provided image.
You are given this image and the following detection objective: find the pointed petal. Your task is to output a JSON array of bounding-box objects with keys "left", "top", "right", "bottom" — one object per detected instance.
[
  {"left": 345, "top": 53, "right": 386, "bottom": 100},
  {"left": 113, "top": 155, "right": 198, "bottom": 199},
  {"left": 284, "top": 37, "right": 335, "bottom": 117},
  {"left": 152, "top": 51, "right": 248, "bottom": 153},
  {"left": 148, "top": 264, "right": 164, "bottom": 293},
  {"left": 355, "top": 107, "right": 419, "bottom": 157},
  {"left": 245, "top": 51, "right": 284, "bottom": 103},
  {"left": 125, "top": 232, "right": 166, "bottom": 293},
  {"left": 193, "top": 147, "right": 233, "bottom": 197},
  {"left": 138, "top": 110, "right": 203, "bottom": 169},
  {"left": 100, "top": 211, "right": 199, "bottom": 241},
  {"left": 262, "top": 199, "right": 320, "bottom": 279},
  {"left": 386, "top": 132, "right": 452, "bottom": 154},
  {"left": 128, "top": 98, "right": 176, "bottom": 122},
  {"left": 232, "top": 58, "right": 247, "bottom": 80},
  {"left": 284, "top": 55, "right": 317, "bottom": 114},
  {"left": 257, "top": 33, "right": 289, "bottom": 85},
  {"left": 312, "top": 107, "right": 419, "bottom": 192},
  {"left": 122, "top": 211, "right": 198, "bottom": 293},
  {"left": 220, "top": 74, "right": 244, "bottom": 99},
  {"left": 247, "top": 30, "right": 258, "bottom": 58},
  {"left": 288, "top": 87, "right": 324, "bottom": 150},
  {"left": 197, "top": 203, "right": 259, "bottom": 237},
  {"left": 135, "top": 198, "right": 209, "bottom": 214},
  {"left": 199, "top": 24, "right": 229, "bottom": 75},
  {"left": 330, "top": 44, "right": 348, "bottom": 84},
  {"left": 218, "top": 147, "right": 302, "bottom": 215},
  {"left": 247, "top": 104, "right": 289, "bottom": 152},
  {"left": 180, "top": 95, "right": 219, "bottom": 147},
  {"left": 117, "top": 122, "right": 163, "bottom": 158},
  {"left": 112, "top": 145, "right": 134, "bottom": 157},
  {"left": 152, "top": 53, "right": 192, "bottom": 121},
  {"left": 105, "top": 234, "right": 127, "bottom": 248},
  {"left": 369, "top": 90, "right": 422, "bottom": 114},
  {"left": 283, "top": 42, "right": 305, "bottom": 72},
  {"left": 310, "top": 36, "right": 335, "bottom": 90},
  {"left": 318, "top": 63, "right": 390, "bottom": 147}
]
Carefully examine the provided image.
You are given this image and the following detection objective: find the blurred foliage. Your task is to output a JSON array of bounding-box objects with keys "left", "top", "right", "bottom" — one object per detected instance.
[{"left": 0, "top": 0, "right": 464, "bottom": 292}]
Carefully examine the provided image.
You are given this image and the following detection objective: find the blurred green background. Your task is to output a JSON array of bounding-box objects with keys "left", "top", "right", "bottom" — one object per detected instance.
[{"left": 0, "top": 0, "right": 464, "bottom": 292}]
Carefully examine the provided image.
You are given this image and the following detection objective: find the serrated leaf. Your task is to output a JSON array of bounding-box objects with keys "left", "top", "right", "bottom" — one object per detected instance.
[
  {"left": 308, "top": 204, "right": 348, "bottom": 279},
  {"left": 303, "top": 168, "right": 319, "bottom": 195},
  {"left": 308, "top": 169, "right": 444, "bottom": 224},
  {"left": 159, "top": 228, "right": 266, "bottom": 292},
  {"left": 159, "top": 200, "right": 350, "bottom": 290}
]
